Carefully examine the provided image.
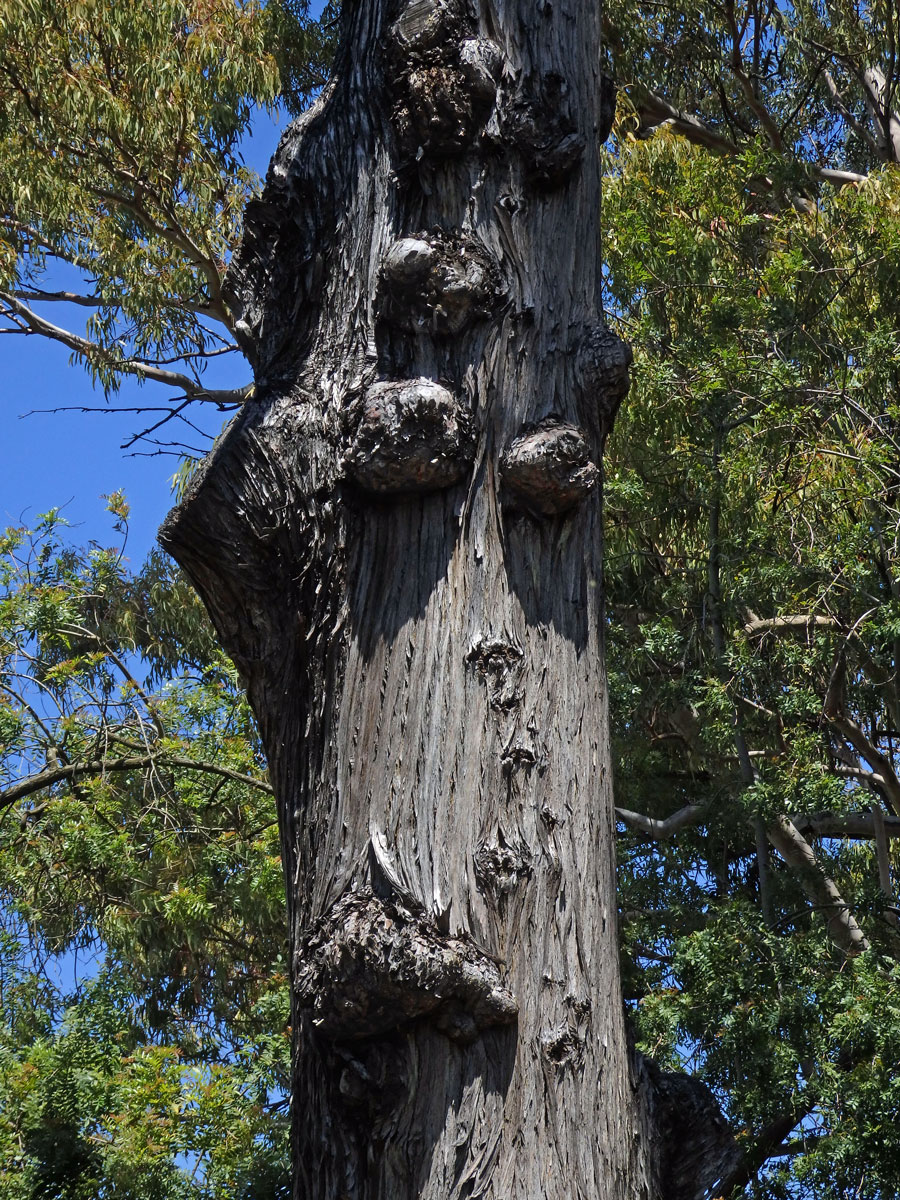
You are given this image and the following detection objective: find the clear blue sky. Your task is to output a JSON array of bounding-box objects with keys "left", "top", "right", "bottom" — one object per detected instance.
[{"left": 0, "top": 109, "right": 288, "bottom": 562}]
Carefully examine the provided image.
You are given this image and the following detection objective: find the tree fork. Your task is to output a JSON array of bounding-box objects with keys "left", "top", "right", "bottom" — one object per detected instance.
[{"left": 161, "top": 1, "right": 737, "bottom": 1197}]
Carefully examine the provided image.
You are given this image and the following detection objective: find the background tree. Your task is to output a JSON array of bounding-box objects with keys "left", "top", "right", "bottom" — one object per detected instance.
[
  {"left": 0, "top": 0, "right": 334, "bottom": 447},
  {"left": 602, "top": 45, "right": 900, "bottom": 1200},
  {"left": 0, "top": 508, "right": 290, "bottom": 1196},
  {"left": 608, "top": 0, "right": 900, "bottom": 184}
]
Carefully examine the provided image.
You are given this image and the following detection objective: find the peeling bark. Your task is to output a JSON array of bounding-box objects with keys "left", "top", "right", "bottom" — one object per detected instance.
[{"left": 160, "top": 1, "right": 734, "bottom": 1196}]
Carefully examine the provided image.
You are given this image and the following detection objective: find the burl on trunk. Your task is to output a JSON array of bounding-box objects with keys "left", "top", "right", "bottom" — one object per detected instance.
[{"left": 161, "top": 1, "right": 739, "bottom": 1197}]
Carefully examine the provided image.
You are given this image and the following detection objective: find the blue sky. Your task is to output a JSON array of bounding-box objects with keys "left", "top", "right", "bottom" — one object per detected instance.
[{"left": 0, "top": 108, "right": 288, "bottom": 563}]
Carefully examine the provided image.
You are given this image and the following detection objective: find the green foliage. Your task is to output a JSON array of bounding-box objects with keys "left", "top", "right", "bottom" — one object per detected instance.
[
  {"left": 0, "top": 0, "right": 336, "bottom": 405},
  {"left": 604, "top": 121, "right": 900, "bottom": 1197},
  {"left": 0, "top": 514, "right": 289, "bottom": 1197},
  {"left": 607, "top": 0, "right": 900, "bottom": 179}
]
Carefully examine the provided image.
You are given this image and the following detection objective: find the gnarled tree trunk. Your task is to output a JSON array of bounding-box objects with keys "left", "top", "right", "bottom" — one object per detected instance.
[{"left": 161, "top": 1, "right": 739, "bottom": 1197}]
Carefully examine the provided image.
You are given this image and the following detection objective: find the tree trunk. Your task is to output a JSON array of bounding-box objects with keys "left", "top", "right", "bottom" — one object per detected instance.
[{"left": 160, "top": 1, "right": 739, "bottom": 1197}]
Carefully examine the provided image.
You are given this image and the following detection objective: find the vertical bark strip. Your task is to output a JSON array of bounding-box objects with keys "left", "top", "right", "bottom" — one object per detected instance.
[{"left": 161, "top": 2, "right": 735, "bottom": 1197}]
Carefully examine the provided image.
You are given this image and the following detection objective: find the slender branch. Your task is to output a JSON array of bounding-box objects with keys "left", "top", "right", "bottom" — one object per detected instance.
[
  {"left": 1, "top": 754, "right": 273, "bottom": 808},
  {"left": 88, "top": 185, "right": 233, "bottom": 328},
  {"left": 724, "top": 0, "right": 784, "bottom": 151},
  {"left": 0, "top": 290, "right": 251, "bottom": 405},
  {"left": 10, "top": 289, "right": 107, "bottom": 307},
  {"left": 824, "top": 69, "right": 881, "bottom": 155},
  {"left": 10, "top": 287, "right": 229, "bottom": 323},
  {"left": 827, "top": 712, "right": 900, "bottom": 817}
]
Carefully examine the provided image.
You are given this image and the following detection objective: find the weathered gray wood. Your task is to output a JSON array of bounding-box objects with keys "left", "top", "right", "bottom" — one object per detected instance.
[{"left": 161, "top": 1, "right": 737, "bottom": 1197}]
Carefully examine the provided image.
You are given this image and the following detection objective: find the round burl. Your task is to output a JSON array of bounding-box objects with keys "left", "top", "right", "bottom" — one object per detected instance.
[
  {"left": 403, "top": 63, "right": 496, "bottom": 157},
  {"left": 381, "top": 238, "right": 438, "bottom": 287},
  {"left": 458, "top": 38, "right": 503, "bottom": 103},
  {"left": 575, "top": 325, "right": 633, "bottom": 430},
  {"left": 503, "top": 77, "right": 585, "bottom": 188},
  {"left": 346, "top": 379, "right": 475, "bottom": 495},
  {"left": 388, "top": 1, "right": 500, "bottom": 160},
  {"left": 500, "top": 422, "right": 598, "bottom": 516},
  {"left": 380, "top": 231, "right": 503, "bottom": 335}
]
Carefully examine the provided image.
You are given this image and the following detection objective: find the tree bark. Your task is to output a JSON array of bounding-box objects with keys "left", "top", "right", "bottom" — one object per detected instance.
[{"left": 160, "top": 1, "right": 738, "bottom": 1197}]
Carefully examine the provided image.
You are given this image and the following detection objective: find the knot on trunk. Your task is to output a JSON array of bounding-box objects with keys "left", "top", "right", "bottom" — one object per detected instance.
[
  {"left": 465, "top": 636, "right": 525, "bottom": 709},
  {"left": 574, "top": 324, "right": 633, "bottom": 437},
  {"left": 224, "top": 184, "right": 326, "bottom": 371},
  {"left": 380, "top": 230, "right": 505, "bottom": 335},
  {"left": 500, "top": 421, "right": 598, "bottom": 516},
  {"left": 345, "top": 378, "right": 475, "bottom": 495},
  {"left": 332, "top": 1042, "right": 409, "bottom": 1118},
  {"left": 388, "top": 2, "right": 501, "bottom": 159},
  {"left": 540, "top": 1024, "right": 586, "bottom": 1071},
  {"left": 295, "top": 891, "right": 518, "bottom": 1043},
  {"left": 474, "top": 835, "right": 533, "bottom": 896},
  {"left": 502, "top": 75, "right": 585, "bottom": 188}
]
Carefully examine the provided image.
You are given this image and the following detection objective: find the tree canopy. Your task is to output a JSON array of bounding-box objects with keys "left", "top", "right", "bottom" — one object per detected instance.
[
  {"left": 0, "top": 507, "right": 289, "bottom": 1196},
  {"left": 0, "top": 0, "right": 334, "bottom": 447},
  {"left": 605, "top": 134, "right": 900, "bottom": 1198}
]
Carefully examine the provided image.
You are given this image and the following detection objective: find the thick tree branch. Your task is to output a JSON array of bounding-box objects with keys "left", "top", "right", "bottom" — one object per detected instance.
[
  {"left": 871, "top": 805, "right": 898, "bottom": 926},
  {"left": 717, "top": 1102, "right": 815, "bottom": 1198},
  {"left": 633, "top": 90, "right": 868, "bottom": 185},
  {"left": 617, "top": 802, "right": 873, "bottom": 954},
  {"left": 743, "top": 613, "right": 837, "bottom": 636},
  {"left": 618, "top": 805, "right": 900, "bottom": 843},
  {"left": 615, "top": 804, "right": 704, "bottom": 838},
  {"left": 745, "top": 611, "right": 900, "bottom": 733},
  {"left": 766, "top": 814, "right": 869, "bottom": 955},
  {"left": 857, "top": 65, "right": 900, "bottom": 161},
  {"left": 636, "top": 90, "right": 741, "bottom": 155}
]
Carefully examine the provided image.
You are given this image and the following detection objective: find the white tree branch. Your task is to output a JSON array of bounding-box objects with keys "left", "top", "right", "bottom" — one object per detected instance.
[
  {"left": 615, "top": 803, "right": 705, "bottom": 839},
  {"left": 766, "top": 814, "right": 869, "bottom": 956}
]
